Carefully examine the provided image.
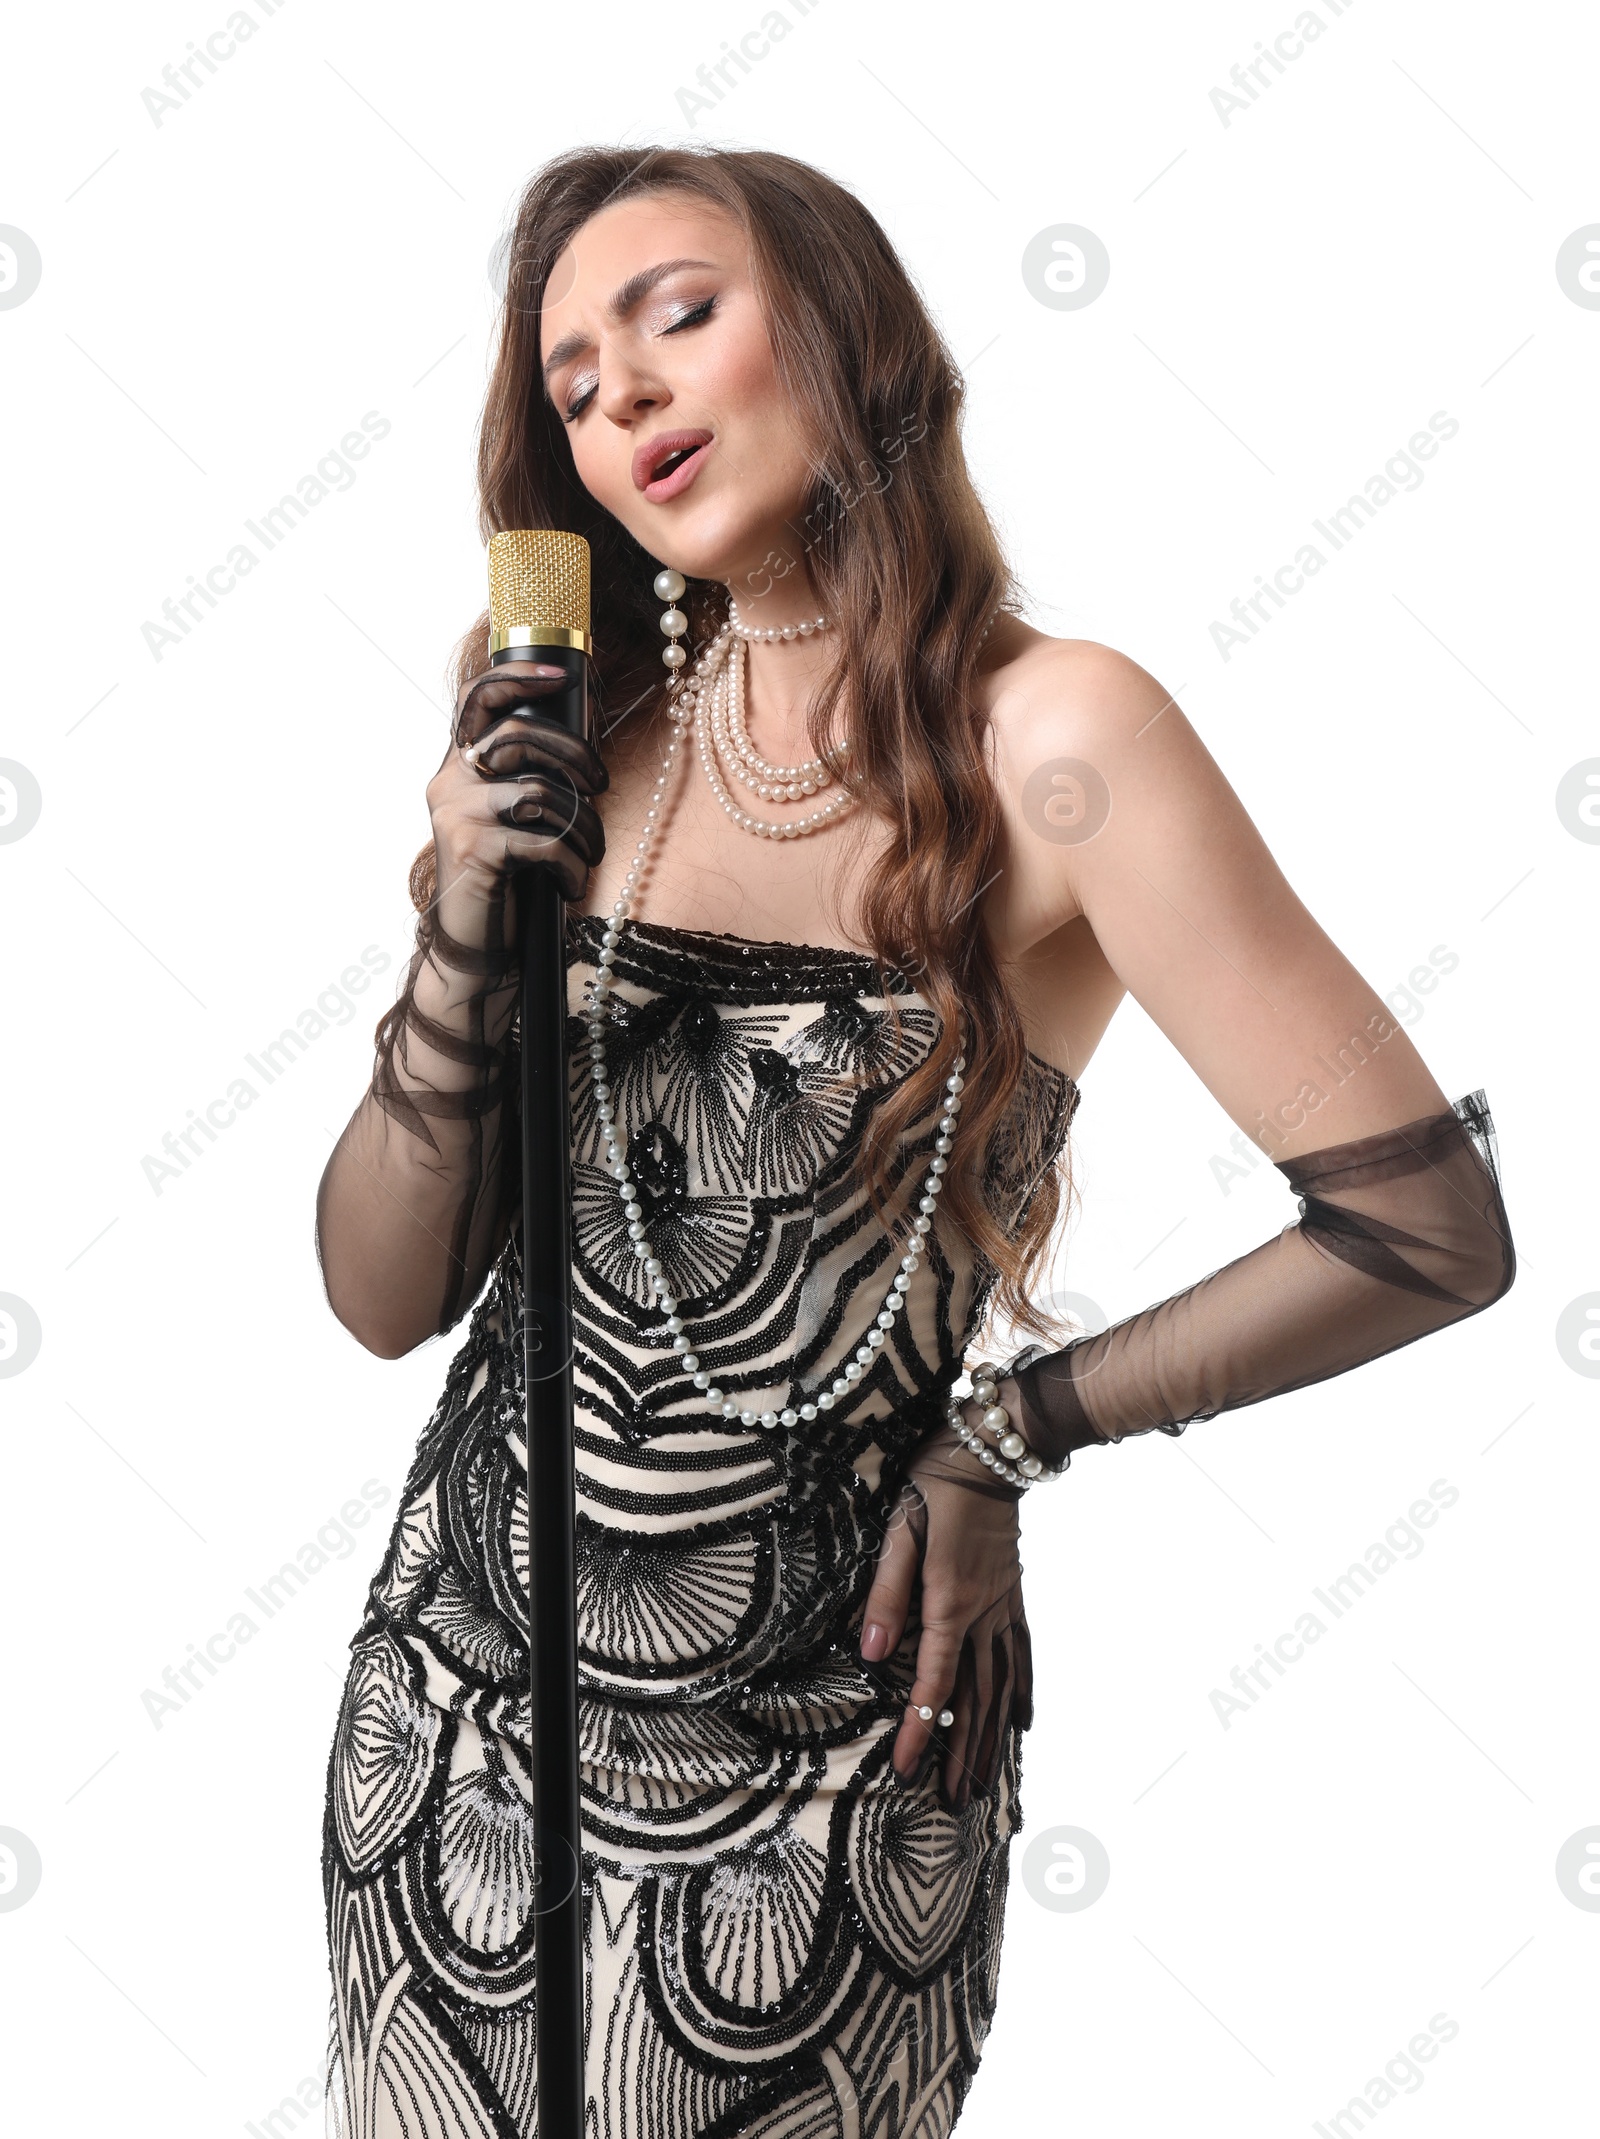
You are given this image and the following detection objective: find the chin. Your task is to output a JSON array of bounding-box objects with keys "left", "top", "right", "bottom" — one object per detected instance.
[{"left": 634, "top": 507, "right": 763, "bottom": 589}]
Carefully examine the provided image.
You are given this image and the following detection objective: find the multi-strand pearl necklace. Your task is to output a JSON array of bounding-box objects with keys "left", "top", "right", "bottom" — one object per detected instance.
[
  {"left": 722, "top": 596, "right": 838, "bottom": 808},
  {"left": 711, "top": 636, "right": 839, "bottom": 805},
  {"left": 696, "top": 634, "right": 859, "bottom": 840},
  {"left": 583, "top": 582, "right": 965, "bottom": 1430}
]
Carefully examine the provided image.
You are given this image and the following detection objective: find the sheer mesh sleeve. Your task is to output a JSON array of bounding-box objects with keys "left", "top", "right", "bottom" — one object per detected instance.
[
  {"left": 1009, "top": 1092, "right": 1514, "bottom": 1467},
  {"left": 315, "top": 853, "right": 522, "bottom": 1353}
]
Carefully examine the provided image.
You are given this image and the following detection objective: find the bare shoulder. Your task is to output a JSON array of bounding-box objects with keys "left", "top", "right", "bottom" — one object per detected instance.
[
  {"left": 976, "top": 618, "right": 1181, "bottom": 763},
  {"left": 973, "top": 617, "right": 1245, "bottom": 959}
]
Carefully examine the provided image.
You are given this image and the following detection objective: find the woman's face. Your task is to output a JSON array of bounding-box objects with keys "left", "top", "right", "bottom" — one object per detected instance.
[{"left": 539, "top": 194, "right": 818, "bottom": 601}]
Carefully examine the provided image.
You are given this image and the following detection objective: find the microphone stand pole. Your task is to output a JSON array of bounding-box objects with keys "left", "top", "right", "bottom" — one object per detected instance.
[{"left": 497, "top": 638, "right": 587, "bottom": 2138}]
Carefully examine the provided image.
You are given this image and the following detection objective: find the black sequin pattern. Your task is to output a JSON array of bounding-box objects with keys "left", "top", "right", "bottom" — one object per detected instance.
[{"left": 324, "top": 917, "right": 1076, "bottom": 2137}]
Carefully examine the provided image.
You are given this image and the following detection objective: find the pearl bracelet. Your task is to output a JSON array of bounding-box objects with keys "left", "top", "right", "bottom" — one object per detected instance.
[{"left": 946, "top": 1363, "right": 1061, "bottom": 1491}]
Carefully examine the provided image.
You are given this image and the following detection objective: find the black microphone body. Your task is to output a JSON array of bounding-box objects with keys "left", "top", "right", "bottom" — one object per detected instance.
[{"left": 493, "top": 638, "right": 588, "bottom": 2137}]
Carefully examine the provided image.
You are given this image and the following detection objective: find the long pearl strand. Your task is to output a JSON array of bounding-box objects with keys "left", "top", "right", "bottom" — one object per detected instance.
[{"left": 584, "top": 571, "right": 964, "bottom": 1429}]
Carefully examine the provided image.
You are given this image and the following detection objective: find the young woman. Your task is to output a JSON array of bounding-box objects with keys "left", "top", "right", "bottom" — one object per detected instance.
[{"left": 314, "top": 146, "right": 1514, "bottom": 2137}]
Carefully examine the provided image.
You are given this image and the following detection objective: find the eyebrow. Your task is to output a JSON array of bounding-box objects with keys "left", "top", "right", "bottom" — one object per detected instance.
[{"left": 540, "top": 257, "right": 720, "bottom": 383}]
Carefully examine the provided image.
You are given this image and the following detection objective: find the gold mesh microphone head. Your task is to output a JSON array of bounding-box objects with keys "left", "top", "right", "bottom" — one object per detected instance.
[{"left": 487, "top": 529, "right": 592, "bottom": 656}]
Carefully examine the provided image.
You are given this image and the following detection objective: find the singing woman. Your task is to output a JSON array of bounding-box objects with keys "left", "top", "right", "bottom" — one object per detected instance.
[{"left": 313, "top": 145, "right": 1514, "bottom": 2138}]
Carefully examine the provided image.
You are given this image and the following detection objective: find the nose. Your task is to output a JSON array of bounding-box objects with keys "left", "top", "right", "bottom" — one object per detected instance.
[{"left": 597, "top": 349, "right": 669, "bottom": 427}]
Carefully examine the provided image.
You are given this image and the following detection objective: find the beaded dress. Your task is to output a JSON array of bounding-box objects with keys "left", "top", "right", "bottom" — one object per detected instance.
[{"left": 323, "top": 914, "right": 1076, "bottom": 2139}]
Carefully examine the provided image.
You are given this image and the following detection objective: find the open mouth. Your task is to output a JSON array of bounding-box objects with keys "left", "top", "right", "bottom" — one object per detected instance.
[{"left": 636, "top": 428, "right": 715, "bottom": 498}]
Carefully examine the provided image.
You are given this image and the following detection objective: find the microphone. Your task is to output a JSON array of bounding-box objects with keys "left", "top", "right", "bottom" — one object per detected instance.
[
  {"left": 488, "top": 527, "right": 590, "bottom": 2135},
  {"left": 487, "top": 523, "right": 592, "bottom": 746},
  {"left": 488, "top": 525, "right": 592, "bottom": 658}
]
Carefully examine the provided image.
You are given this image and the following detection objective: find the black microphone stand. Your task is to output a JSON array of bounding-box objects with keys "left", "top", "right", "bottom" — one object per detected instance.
[{"left": 496, "top": 638, "right": 587, "bottom": 2137}]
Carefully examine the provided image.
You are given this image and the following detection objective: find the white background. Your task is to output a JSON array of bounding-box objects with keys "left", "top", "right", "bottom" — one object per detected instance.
[{"left": 1, "top": 1, "right": 1594, "bottom": 2132}]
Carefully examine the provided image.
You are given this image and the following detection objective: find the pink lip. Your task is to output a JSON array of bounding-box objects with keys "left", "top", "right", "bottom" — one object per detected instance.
[{"left": 634, "top": 428, "right": 715, "bottom": 501}]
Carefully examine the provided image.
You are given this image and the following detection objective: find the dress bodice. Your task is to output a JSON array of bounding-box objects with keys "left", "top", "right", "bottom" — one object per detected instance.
[{"left": 553, "top": 915, "right": 1069, "bottom": 1454}]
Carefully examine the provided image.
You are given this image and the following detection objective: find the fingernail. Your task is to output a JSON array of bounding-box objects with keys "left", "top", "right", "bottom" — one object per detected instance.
[
  {"left": 859, "top": 1622, "right": 889, "bottom": 1662},
  {"left": 892, "top": 1743, "right": 932, "bottom": 1791}
]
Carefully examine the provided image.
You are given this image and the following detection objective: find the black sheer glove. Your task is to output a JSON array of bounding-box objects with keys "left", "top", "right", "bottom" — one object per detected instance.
[
  {"left": 1008, "top": 1091, "right": 1514, "bottom": 1465},
  {"left": 365, "top": 878, "right": 524, "bottom": 1335},
  {"left": 316, "top": 661, "right": 607, "bottom": 1352}
]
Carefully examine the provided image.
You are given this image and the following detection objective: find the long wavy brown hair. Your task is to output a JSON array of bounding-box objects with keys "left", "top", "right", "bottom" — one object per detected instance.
[{"left": 414, "top": 144, "right": 1069, "bottom": 1330}]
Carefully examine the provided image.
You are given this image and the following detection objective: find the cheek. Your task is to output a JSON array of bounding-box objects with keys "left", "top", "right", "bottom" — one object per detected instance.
[
  {"left": 700, "top": 345, "right": 816, "bottom": 502},
  {"left": 700, "top": 327, "right": 781, "bottom": 413},
  {"left": 680, "top": 305, "right": 796, "bottom": 445},
  {"left": 568, "top": 425, "right": 634, "bottom": 518}
]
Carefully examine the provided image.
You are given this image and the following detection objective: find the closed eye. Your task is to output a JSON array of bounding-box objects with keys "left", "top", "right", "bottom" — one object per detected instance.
[
  {"left": 562, "top": 295, "right": 719, "bottom": 423},
  {"left": 663, "top": 295, "right": 717, "bottom": 335}
]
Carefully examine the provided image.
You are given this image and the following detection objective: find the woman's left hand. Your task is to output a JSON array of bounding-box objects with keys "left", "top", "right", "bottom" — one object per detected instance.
[{"left": 858, "top": 1401, "right": 1034, "bottom": 1811}]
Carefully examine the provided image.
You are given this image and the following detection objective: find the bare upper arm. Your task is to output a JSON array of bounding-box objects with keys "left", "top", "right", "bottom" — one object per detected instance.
[{"left": 984, "top": 639, "right": 1450, "bottom": 1160}]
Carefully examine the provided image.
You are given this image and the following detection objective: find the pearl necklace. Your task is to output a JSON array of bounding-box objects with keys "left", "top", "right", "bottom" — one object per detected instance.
[
  {"left": 583, "top": 632, "right": 965, "bottom": 1431},
  {"left": 727, "top": 596, "right": 830, "bottom": 644},
  {"left": 696, "top": 628, "right": 859, "bottom": 841},
  {"left": 714, "top": 637, "right": 837, "bottom": 801}
]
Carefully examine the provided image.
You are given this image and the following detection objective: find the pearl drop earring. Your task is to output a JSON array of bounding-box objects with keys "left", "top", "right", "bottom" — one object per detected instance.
[{"left": 655, "top": 568, "right": 688, "bottom": 671}]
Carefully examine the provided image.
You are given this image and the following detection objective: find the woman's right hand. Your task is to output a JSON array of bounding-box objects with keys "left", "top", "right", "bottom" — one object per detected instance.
[{"left": 426, "top": 660, "right": 610, "bottom": 935}]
